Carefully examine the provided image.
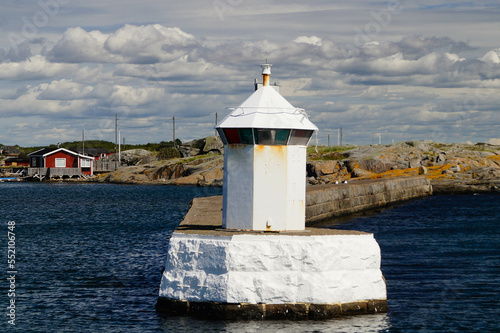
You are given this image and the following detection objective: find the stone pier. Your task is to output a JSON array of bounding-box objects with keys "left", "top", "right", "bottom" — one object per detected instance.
[{"left": 306, "top": 176, "right": 432, "bottom": 224}]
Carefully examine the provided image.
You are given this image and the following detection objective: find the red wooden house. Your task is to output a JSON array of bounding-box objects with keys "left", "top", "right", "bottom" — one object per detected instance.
[{"left": 28, "top": 148, "right": 94, "bottom": 178}]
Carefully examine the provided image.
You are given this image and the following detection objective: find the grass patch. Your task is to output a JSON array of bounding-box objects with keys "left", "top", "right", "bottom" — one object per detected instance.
[
  {"left": 430, "top": 142, "right": 453, "bottom": 151},
  {"left": 307, "top": 145, "right": 354, "bottom": 161},
  {"left": 462, "top": 145, "right": 495, "bottom": 153}
]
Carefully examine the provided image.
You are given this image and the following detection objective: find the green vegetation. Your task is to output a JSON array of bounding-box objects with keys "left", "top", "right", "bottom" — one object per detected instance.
[
  {"left": 404, "top": 141, "right": 416, "bottom": 147},
  {"left": 429, "top": 142, "right": 495, "bottom": 153},
  {"left": 307, "top": 145, "right": 354, "bottom": 161},
  {"left": 464, "top": 143, "right": 495, "bottom": 153},
  {"left": 144, "top": 139, "right": 182, "bottom": 151},
  {"left": 307, "top": 145, "right": 354, "bottom": 154},
  {"left": 429, "top": 142, "right": 453, "bottom": 151},
  {"left": 158, "top": 147, "right": 181, "bottom": 160}
]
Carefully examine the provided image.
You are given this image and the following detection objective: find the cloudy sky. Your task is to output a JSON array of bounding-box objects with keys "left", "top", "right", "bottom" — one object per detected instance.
[{"left": 1, "top": 0, "right": 499, "bottom": 147}]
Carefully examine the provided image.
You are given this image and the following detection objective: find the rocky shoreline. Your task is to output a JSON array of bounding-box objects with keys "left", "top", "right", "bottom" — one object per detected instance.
[{"left": 93, "top": 138, "right": 500, "bottom": 194}]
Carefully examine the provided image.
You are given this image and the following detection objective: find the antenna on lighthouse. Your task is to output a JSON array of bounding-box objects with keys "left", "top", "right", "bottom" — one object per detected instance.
[{"left": 261, "top": 62, "right": 272, "bottom": 86}]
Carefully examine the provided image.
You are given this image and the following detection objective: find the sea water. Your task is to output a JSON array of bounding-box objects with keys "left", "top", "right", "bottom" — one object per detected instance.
[{"left": 0, "top": 182, "right": 498, "bottom": 332}]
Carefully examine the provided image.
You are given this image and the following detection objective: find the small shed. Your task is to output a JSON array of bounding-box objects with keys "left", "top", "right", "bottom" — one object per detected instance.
[{"left": 4, "top": 158, "right": 30, "bottom": 167}]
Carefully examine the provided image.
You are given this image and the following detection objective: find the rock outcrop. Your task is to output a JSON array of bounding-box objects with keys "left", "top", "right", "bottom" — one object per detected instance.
[
  {"left": 177, "top": 136, "right": 224, "bottom": 158},
  {"left": 95, "top": 140, "right": 500, "bottom": 193},
  {"left": 95, "top": 155, "right": 223, "bottom": 186},
  {"left": 306, "top": 141, "right": 500, "bottom": 193}
]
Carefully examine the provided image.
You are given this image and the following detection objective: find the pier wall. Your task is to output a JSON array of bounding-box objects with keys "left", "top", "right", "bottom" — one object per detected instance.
[{"left": 306, "top": 176, "right": 432, "bottom": 224}]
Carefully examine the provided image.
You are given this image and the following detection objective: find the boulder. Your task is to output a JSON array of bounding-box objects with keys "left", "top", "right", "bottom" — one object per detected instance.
[
  {"left": 418, "top": 166, "right": 428, "bottom": 175},
  {"left": 449, "top": 165, "right": 461, "bottom": 173},
  {"left": 313, "top": 161, "right": 339, "bottom": 176},
  {"left": 409, "top": 158, "right": 421, "bottom": 168},
  {"left": 420, "top": 156, "right": 433, "bottom": 167},
  {"left": 358, "top": 160, "right": 391, "bottom": 173},
  {"left": 436, "top": 152, "right": 447, "bottom": 165},
  {"left": 190, "top": 138, "right": 206, "bottom": 150},
  {"left": 351, "top": 168, "right": 373, "bottom": 178},
  {"left": 202, "top": 136, "right": 224, "bottom": 154},
  {"left": 178, "top": 146, "right": 200, "bottom": 158},
  {"left": 119, "top": 149, "right": 156, "bottom": 165}
]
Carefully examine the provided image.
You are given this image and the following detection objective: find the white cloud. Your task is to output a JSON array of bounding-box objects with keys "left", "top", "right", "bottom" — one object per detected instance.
[
  {"left": 480, "top": 49, "right": 500, "bottom": 64},
  {"left": 110, "top": 85, "right": 164, "bottom": 107},
  {"left": 487, "top": 138, "right": 500, "bottom": 145},
  {"left": 1, "top": 85, "right": 89, "bottom": 117},
  {"left": 105, "top": 24, "right": 196, "bottom": 63},
  {"left": 48, "top": 27, "right": 118, "bottom": 63},
  {"left": 445, "top": 52, "right": 465, "bottom": 63},
  {"left": 37, "top": 79, "right": 97, "bottom": 100},
  {"left": 294, "top": 36, "right": 322, "bottom": 46},
  {"left": 0, "top": 55, "right": 77, "bottom": 80},
  {"left": 1, "top": 2, "right": 500, "bottom": 146},
  {"left": 48, "top": 24, "right": 197, "bottom": 64}
]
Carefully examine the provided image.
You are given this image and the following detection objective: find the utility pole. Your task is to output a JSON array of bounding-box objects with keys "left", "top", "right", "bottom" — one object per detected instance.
[
  {"left": 215, "top": 112, "right": 218, "bottom": 136},
  {"left": 115, "top": 113, "right": 118, "bottom": 154},
  {"left": 118, "top": 129, "right": 121, "bottom": 167},
  {"left": 328, "top": 134, "right": 330, "bottom": 147},
  {"left": 172, "top": 116, "right": 176, "bottom": 147},
  {"left": 340, "top": 127, "right": 343, "bottom": 146},
  {"left": 82, "top": 130, "right": 85, "bottom": 155}
]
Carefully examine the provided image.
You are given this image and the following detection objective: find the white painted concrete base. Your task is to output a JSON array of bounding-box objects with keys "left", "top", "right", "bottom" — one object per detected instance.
[{"left": 159, "top": 233, "right": 387, "bottom": 305}]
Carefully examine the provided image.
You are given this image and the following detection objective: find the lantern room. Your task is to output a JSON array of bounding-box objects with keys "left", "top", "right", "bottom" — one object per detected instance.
[{"left": 216, "top": 64, "right": 318, "bottom": 231}]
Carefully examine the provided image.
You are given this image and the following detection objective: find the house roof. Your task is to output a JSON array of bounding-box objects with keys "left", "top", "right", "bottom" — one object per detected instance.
[
  {"left": 28, "top": 148, "right": 57, "bottom": 156},
  {"left": 28, "top": 147, "right": 93, "bottom": 160},
  {"left": 4, "top": 157, "right": 29, "bottom": 163},
  {"left": 216, "top": 85, "right": 318, "bottom": 131}
]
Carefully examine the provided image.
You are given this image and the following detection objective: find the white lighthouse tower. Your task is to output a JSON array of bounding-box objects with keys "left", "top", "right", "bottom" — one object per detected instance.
[{"left": 216, "top": 64, "right": 318, "bottom": 231}]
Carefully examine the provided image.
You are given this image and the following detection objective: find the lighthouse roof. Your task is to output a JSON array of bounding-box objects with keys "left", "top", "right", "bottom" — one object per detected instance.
[{"left": 216, "top": 86, "right": 318, "bottom": 131}]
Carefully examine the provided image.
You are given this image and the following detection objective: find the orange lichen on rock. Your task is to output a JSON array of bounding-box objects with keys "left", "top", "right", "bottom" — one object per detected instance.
[
  {"left": 424, "top": 164, "right": 452, "bottom": 180},
  {"left": 369, "top": 168, "right": 419, "bottom": 179},
  {"left": 367, "top": 164, "right": 455, "bottom": 181},
  {"left": 487, "top": 155, "right": 500, "bottom": 161}
]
